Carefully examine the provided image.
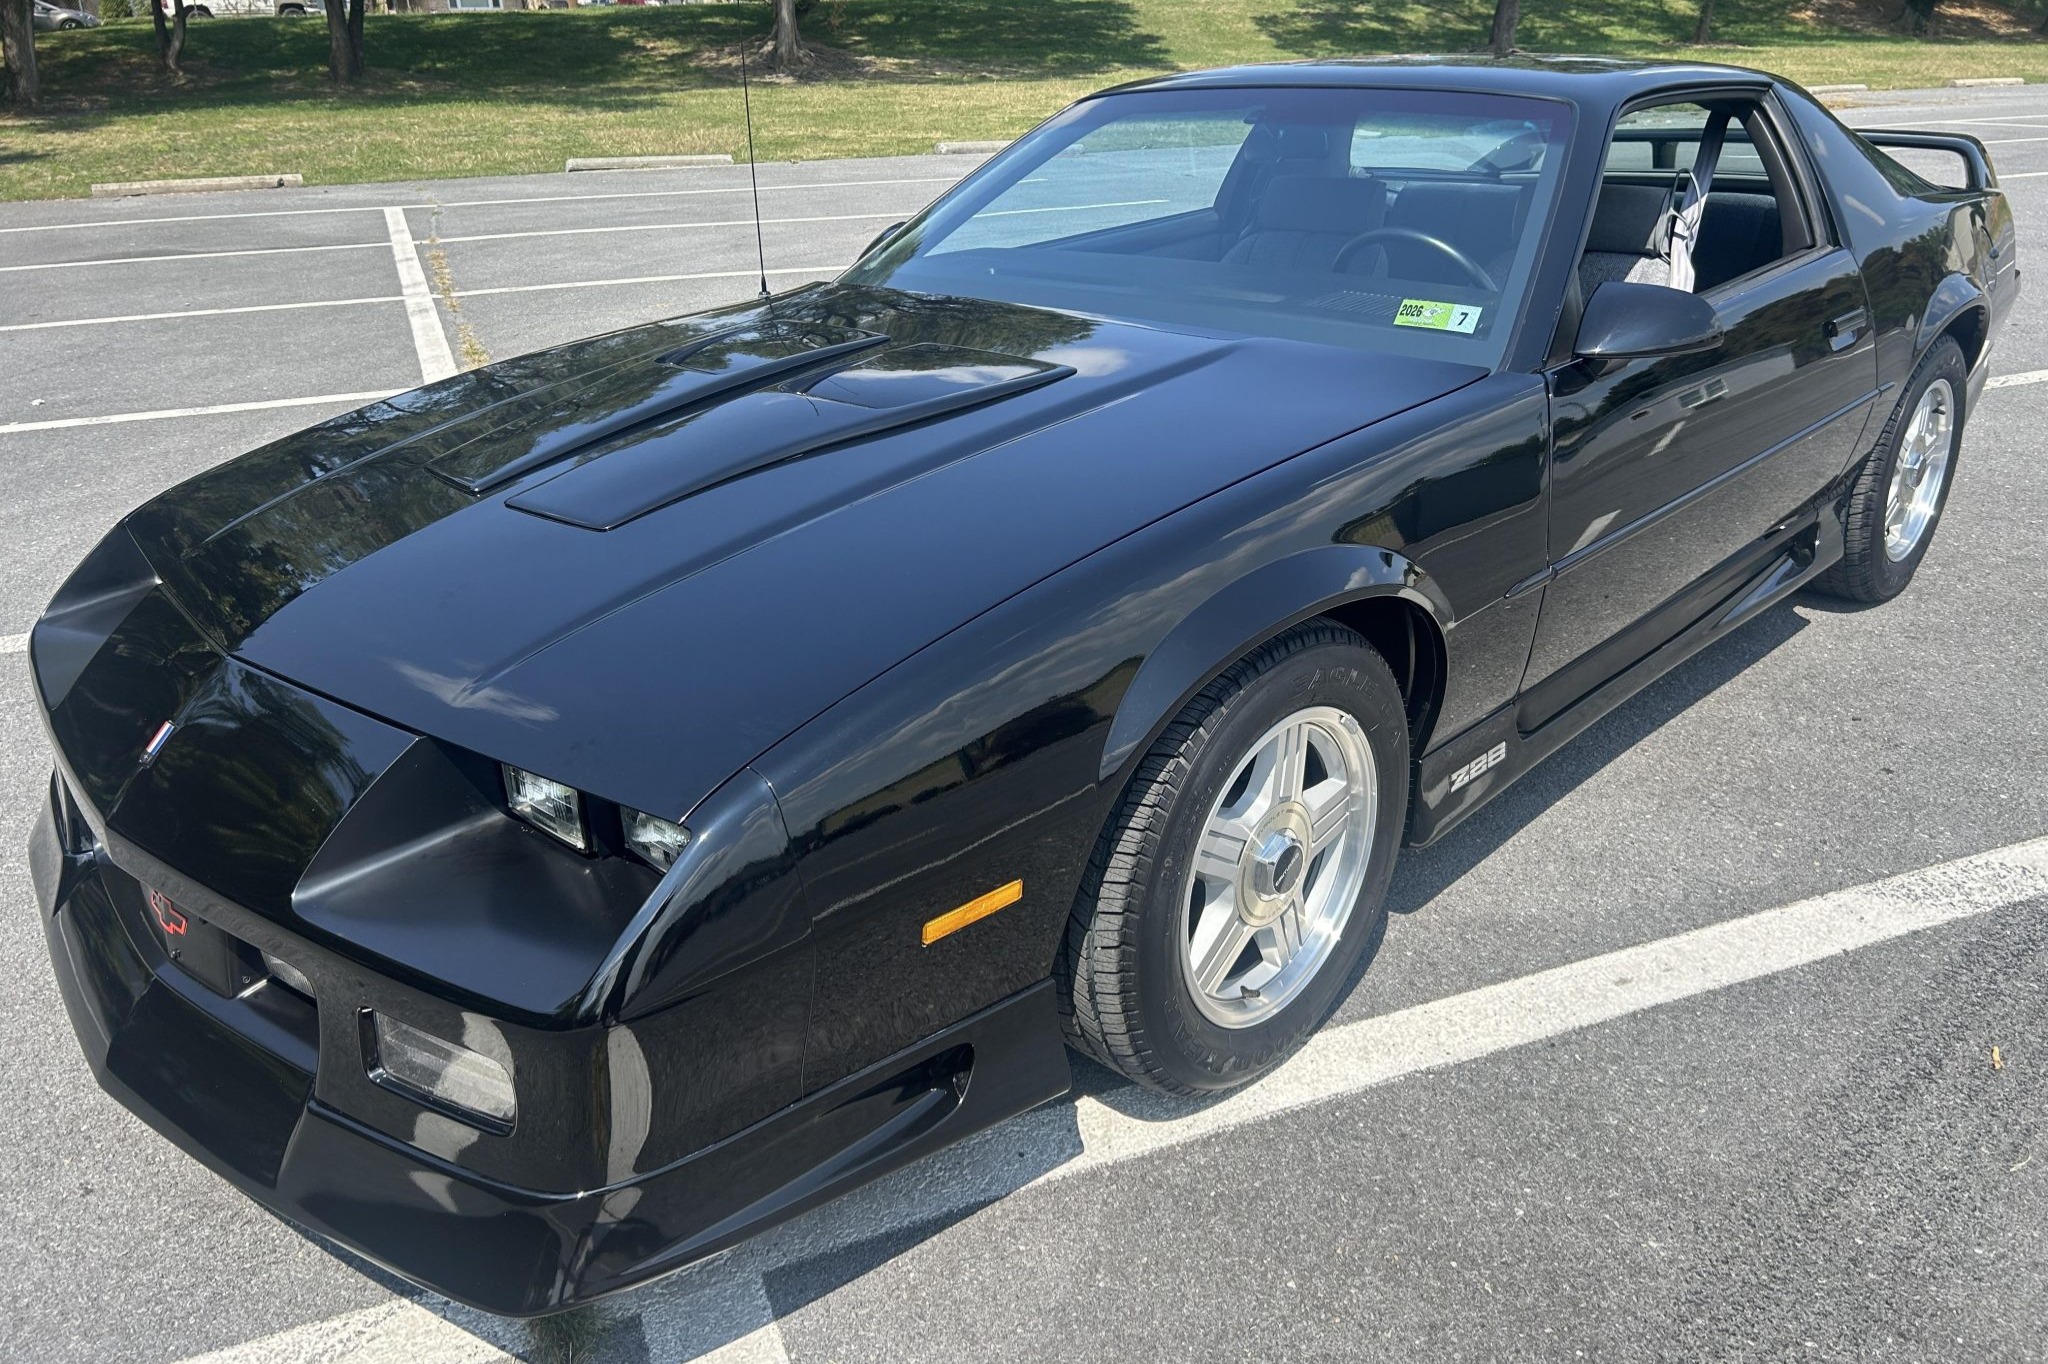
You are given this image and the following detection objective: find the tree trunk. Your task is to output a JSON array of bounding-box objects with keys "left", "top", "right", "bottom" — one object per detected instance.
[
  {"left": 771, "top": 0, "right": 806, "bottom": 70},
  {"left": 166, "top": 0, "right": 189, "bottom": 77},
  {"left": 0, "top": 0, "right": 38, "bottom": 109},
  {"left": 1487, "top": 0, "right": 1520, "bottom": 55},
  {"left": 150, "top": 0, "right": 173, "bottom": 73},
  {"left": 1693, "top": 0, "right": 1716, "bottom": 44},
  {"left": 325, "top": 0, "right": 365, "bottom": 84},
  {"left": 1894, "top": 0, "right": 1939, "bottom": 33}
]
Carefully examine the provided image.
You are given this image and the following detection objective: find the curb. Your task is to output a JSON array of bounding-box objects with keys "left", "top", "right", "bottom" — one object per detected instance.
[
  {"left": 564, "top": 155, "right": 734, "bottom": 172},
  {"left": 1808, "top": 83, "right": 1869, "bottom": 94},
  {"left": 90, "top": 173, "right": 302, "bottom": 198},
  {"left": 934, "top": 140, "right": 1008, "bottom": 155},
  {"left": 1947, "top": 76, "right": 2026, "bottom": 88}
]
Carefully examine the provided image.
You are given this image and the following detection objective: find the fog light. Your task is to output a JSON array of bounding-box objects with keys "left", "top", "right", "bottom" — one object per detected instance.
[
  {"left": 364, "top": 1012, "right": 516, "bottom": 1132},
  {"left": 261, "top": 950, "right": 315, "bottom": 999},
  {"left": 502, "top": 764, "right": 586, "bottom": 851},
  {"left": 623, "top": 808, "right": 691, "bottom": 871}
]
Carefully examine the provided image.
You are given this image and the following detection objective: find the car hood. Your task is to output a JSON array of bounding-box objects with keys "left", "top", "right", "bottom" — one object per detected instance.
[{"left": 117, "top": 284, "right": 1481, "bottom": 818}]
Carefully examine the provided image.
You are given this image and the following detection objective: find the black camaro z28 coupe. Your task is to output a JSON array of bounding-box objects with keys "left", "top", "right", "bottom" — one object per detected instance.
[{"left": 29, "top": 58, "right": 2016, "bottom": 1314}]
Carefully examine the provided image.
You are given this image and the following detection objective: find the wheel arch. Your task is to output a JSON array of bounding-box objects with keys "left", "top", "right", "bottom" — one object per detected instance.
[
  {"left": 1097, "top": 545, "right": 1452, "bottom": 789},
  {"left": 1916, "top": 271, "right": 1990, "bottom": 373}
]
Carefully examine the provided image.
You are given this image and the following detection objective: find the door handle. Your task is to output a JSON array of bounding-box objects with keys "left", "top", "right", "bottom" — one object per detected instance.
[{"left": 1824, "top": 309, "right": 1866, "bottom": 351}]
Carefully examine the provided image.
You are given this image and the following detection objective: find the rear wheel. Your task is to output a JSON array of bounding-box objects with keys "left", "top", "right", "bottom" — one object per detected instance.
[
  {"left": 1062, "top": 620, "right": 1408, "bottom": 1095},
  {"left": 1815, "top": 335, "right": 1965, "bottom": 603}
]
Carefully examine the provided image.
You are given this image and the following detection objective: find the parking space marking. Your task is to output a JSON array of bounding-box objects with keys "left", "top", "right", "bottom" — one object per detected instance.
[
  {"left": 0, "top": 390, "right": 399, "bottom": 437},
  {"left": 427, "top": 209, "right": 902, "bottom": 246},
  {"left": 0, "top": 241, "right": 389, "bottom": 275},
  {"left": 0, "top": 295, "right": 402, "bottom": 334},
  {"left": 1863, "top": 116, "right": 2048, "bottom": 129},
  {"left": 432, "top": 176, "right": 959, "bottom": 213},
  {"left": 1987, "top": 367, "right": 2048, "bottom": 388},
  {"left": 1, "top": 633, "right": 24, "bottom": 654},
  {"left": 426, "top": 198, "right": 1162, "bottom": 248},
  {"left": 176, "top": 1298, "right": 525, "bottom": 1364},
  {"left": 385, "top": 208, "right": 458, "bottom": 384},
  {"left": 164, "top": 833, "right": 2048, "bottom": 1364},
  {"left": 0, "top": 178, "right": 963, "bottom": 238},
  {"left": 451, "top": 265, "right": 842, "bottom": 299}
]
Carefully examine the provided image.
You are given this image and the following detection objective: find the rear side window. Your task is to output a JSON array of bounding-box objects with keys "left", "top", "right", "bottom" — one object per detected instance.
[{"left": 1607, "top": 104, "right": 1769, "bottom": 178}]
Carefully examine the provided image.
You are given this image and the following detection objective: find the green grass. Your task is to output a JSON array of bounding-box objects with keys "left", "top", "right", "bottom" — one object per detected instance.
[{"left": 4, "top": 0, "right": 2048, "bottom": 201}]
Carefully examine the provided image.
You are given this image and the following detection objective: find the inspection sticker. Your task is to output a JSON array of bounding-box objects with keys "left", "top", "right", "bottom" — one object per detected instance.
[{"left": 1394, "top": 299, "right": 1482, "bottom": 334}]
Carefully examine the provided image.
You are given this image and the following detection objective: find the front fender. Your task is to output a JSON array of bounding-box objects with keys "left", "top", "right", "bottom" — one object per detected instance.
[{"left": 1098, "top": 545, "right": 1449, "bottom": 783}]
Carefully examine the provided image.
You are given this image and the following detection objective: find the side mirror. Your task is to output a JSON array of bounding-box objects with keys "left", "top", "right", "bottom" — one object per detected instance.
[
  {"left": 1574, "top": 281, "right": 1723, "bottom": 361},
  {"left": 862, "top": 221, "right": 908, "bottom": 258}
]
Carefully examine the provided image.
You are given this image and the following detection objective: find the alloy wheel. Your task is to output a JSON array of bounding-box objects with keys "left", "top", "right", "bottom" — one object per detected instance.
[
  {"left": 1178, "top": 706, "right": 1377, "bottom": 1028},
  {"left": 1884, "top": 377, "right": 1955, "bottom": 562}
]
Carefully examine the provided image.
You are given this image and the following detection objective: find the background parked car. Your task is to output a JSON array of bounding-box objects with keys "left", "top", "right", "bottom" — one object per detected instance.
[{"left": 32, "top": 1, "right": 101, "bottom": 30}]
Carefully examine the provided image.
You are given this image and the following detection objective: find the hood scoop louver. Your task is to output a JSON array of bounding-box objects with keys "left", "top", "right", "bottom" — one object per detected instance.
[
  {"left": 504, "top": 343, "right": 1074, "bottom": 532},
  {"left": 431, "top": 322, "right": 890, "bottom": 496}
]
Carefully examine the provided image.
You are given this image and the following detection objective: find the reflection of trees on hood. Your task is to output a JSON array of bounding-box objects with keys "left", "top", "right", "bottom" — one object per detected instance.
[
  {"left": 147, "top": 664, "right": 378, "bottom": 911},
  {"left": 776, "top": 284, "right": 1101, "bottom": 361}
]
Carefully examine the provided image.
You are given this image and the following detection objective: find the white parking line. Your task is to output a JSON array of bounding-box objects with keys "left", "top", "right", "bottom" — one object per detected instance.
[
  {"left": 0, "top": 390, "right": 398, "bottom": 436},
  {"left": 0, "top": 177, "right": 961, "bottom": 237},
  {"left": 0, "top": 240, "right": 390, "bottom": 274},
  {"left": 1987, "top": 367, "right": 2048, "bottom": 388},
  {"left": 385, "top": 207, "right": 458, "bottom": 384},
  {"left": 169, "top": 833, "right": 2048, "bottom": 1364},
  {"left": 0, "top": 633, "right": 25, "bottom": 655},
  {"left": 0, "top": 295, "right": 402, "bottom": 334},
  {"left": 424, "top": 199, "right": 1162, "bottom": 248},
  {"left": 1860, "top": 116, "right": 2048, "bottom": 129},
  {"left": 451, "top": 264, "right": 843, "bottom": 299},
  {"left": 427, "top": 209, "right": 901, "bottom": 246}
]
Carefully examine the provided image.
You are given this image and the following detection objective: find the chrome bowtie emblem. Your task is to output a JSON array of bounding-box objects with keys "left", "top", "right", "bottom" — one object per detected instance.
[{"left": 139, "top": 720, "right": 175, "bottom": 767}]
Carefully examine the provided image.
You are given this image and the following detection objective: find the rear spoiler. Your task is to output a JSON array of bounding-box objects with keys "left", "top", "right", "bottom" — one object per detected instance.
[{"left": 1860, "top": 130, "right": 1998, "bottom": 192}]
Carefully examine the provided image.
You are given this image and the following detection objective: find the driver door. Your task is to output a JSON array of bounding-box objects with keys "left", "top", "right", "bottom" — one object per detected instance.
[{"left": 1521, "top": 95, "right": 1880, "bottom": 729}]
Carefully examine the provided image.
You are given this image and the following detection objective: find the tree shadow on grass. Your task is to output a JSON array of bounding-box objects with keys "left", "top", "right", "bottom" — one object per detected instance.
[
  {"left": 826, "top": 0, "right": 1168, "bottom": 76},
  {"left": 1253, "top": 0, "right": 1703, "bottom": 59},
  {"left": 31, "top": 2, "right": 1168, "bottom": 121}
]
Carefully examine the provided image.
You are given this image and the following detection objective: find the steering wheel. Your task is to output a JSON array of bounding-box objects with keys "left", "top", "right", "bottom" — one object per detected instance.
[{"left": 1331, "top": 227, "right": 1496, "bottom": 291}]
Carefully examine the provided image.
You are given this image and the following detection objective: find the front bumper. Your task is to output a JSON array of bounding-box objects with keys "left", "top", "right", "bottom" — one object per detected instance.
[{"left": 34, "top": 779, "right": 1069, "bottom": 1316}]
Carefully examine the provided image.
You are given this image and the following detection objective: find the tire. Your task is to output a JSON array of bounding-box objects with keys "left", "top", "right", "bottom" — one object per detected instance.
[
  {"left": 1814, "top": 335, "right": 1966, "bottom": 604},
  {"left": 60, "top": 17, "right": 82, "bottom": 26},
  {"left": 1062, "top": 620, "right": 1409, "bottom": 1095}
]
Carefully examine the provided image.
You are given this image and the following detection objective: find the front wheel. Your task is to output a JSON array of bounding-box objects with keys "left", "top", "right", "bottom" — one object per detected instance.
[
  {"left": 1062, "top": 620, "right": 1408, "bottom": 1095},
  {"left": 1815, "top": 335, "right": 1966, "bottom": 603}
]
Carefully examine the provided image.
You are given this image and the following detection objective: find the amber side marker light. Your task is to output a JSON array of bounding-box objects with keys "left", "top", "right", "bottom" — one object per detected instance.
[{"left": 922, "top": 879, "right": 1023, "bottom": 946}]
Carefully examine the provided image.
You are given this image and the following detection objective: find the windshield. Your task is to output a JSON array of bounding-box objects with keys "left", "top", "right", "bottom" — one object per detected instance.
[{"left": 846, "top": 86, "right": 1572, "bottom": 368}]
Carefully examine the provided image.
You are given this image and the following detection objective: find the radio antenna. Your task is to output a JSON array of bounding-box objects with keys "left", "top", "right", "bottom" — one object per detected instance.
[{"left": 740, "top": 42, "right": 771, "bottom": 299}]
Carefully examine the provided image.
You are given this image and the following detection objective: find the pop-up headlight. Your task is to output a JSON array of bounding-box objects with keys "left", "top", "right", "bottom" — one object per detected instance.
[
  {"left": 363, "top": 1012, "right": 515, "bottom": 1133},
  {"left": 502, "top": 764, "right": 587, "bottom": 851},
  {"left": 623, "top": 808, "right": 692, "bottom": 872}
]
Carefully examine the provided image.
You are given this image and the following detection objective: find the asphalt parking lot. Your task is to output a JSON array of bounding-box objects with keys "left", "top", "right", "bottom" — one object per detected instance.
[{"left": 2, "top": 85, "right": 2047, "bottom": 1364}]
